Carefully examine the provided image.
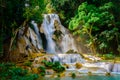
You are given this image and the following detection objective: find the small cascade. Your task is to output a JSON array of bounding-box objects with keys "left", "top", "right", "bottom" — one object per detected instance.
[
  {"left": 57, "top": 54, "right": 84, "bottom": 64},
  {"left": 51, "top": 54, "right": 85, "bottom": 70},
  {"left": 112, "top": 64, "right": 120, "bottom": 72},
  {"left": 81, "top": 62, "right": 120, "bottom": 73},
  {"left": 41, "top": 14, "right": 78, "bottom": 53}
]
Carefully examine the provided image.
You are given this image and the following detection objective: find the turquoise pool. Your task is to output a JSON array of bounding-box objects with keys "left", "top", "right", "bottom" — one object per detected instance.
[{"left": 41, "top": 75, "right": 120, "bottom": 80}]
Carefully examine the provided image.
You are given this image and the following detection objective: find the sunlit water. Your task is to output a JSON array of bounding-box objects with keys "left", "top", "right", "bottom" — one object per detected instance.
[{"left": 40, "top": 75, "right": 120, "bottom": 80}]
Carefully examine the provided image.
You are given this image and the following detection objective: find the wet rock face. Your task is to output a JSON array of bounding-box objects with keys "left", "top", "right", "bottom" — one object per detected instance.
[{"left": 9, "top": 26, "right": 43, "bottom": 62}]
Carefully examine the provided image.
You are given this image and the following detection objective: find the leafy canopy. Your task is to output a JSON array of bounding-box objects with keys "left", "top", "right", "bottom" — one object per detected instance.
[{"left": 69, "top": 2, "right": 119, "bottom": 54}]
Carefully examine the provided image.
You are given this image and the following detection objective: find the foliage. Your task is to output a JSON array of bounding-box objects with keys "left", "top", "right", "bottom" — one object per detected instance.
[
  {"left": 38, "top": 66, "right": 46, "bottom": 76},
  {"left": 71, "top": 73, "right": 76, "bottom": 78},
  {"left": 43, "top": 60, "right": 54, "bottom": 69},
  {"left": 103, "top": 53, "right": 115, "bottom": 60},
  {"left": 52, "top": 61, "right": 65, "bottom": 73},
  {"left": 24, "top": 61, "right": 32, "bottom": 67},
  {"left": 50, "top": 0, "right": 84, "bottom": 26},
  {"left": 69, "top": 2, "right": 120, "bottom": 54},
  {"left": 23, "top": 0, "right": 47, "bottom": 23},
  {"left": 1, "top": 0, "right": 25, "bottom": 56},
  {"left": 42, "top": 60, "right": 65, "bottom": 73},
  {"left": 0, "top": 62, "right": 38, "bottom": 80}
]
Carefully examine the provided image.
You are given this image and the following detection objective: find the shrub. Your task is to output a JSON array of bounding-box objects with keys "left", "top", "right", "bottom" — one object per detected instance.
[
  {"left": 24, "top": 61, "right": 32, "bottom": 67},
  {"left": 38, "top": 66, "right": 46, "bottom": 73},
  {"left": 44, "top": 61, "right": 53, "bottom": 69},
  {"left": 52, "top": 65, "right": 65, "bottom": 73},
  {"left": 52, "top": 61, "right": 65, "bottom": 73},
  {"left": 103, "top": 53, "right": 114, "bottom": 60},
  {"left": 0, "top": 63, "right": 38, "bottom": 80},
  {"left": 38, "top": 66, "right": 46, "bottom": 76},
  {"left": 71, "top": 73, "right": 76, "bottom": 78},
  {"left": 42, "top": 60, "right": 65, "bottom": 73}
]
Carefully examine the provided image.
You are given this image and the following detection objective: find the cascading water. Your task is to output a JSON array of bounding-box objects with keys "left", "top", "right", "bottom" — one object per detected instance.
[
  {"left": 31, "top": 21, "right": 43, "bottom": 49},
  {"left": 41, "top": 14, "right": 78, "bottom": 53},
  {"left": 61, "top": 33, "right": 77, "bottom": 53},
  {"left": 41, "top": 14, "right": 57, "bottom": 53},
  {"left": 17, "top": 14, "right": 78, "bottom": 54}
]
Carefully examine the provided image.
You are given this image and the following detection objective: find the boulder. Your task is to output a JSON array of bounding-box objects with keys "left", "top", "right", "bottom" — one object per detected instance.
[{"left": 75, "top": 62, "right": 82, "bottom": 69}]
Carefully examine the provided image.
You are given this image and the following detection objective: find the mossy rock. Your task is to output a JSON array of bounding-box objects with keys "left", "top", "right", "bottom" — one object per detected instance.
[
  {"left": 75, "top": 62, "right": 82, "bottom": 69},
  {"left": 71, "top": 73, "right": 76, "bottom": 78},
  {"left": 105, "top": 72, "right": 111, "bottom": 76},
  {"left": 88, "top": 71, "right": 92, "bottom": 75}
]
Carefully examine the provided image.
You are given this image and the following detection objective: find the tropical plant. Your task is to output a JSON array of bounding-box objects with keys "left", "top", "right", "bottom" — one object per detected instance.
[
  {"left": 69, "top": 2, "right": 120, "bottom": 54},
  {"left": 52, "top": 61, "right": 65, "bottom": 73}
]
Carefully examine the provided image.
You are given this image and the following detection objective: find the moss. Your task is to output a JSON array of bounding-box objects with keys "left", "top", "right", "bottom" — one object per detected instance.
[{"left": 105, "top": 72, "right": 111, "bottom": 76}]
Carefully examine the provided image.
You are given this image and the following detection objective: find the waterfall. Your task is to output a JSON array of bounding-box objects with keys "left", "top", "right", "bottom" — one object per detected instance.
[
  {"left": 41, "top": 14, "right": 78, "bottom": 53},
  {"left": 31, "top": 21, "right": 43, "bottom": 49},
  {"left": 41, "top": 14, "right": 57, "bottom": 53},
  {"left": 18, "top": 14, "right": 78, "bottom": 54}
]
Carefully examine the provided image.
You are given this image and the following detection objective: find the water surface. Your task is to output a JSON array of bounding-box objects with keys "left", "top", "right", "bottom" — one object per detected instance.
[{"left": 41, "top": 75, "right": 120, "bottom": 80}]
